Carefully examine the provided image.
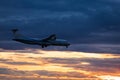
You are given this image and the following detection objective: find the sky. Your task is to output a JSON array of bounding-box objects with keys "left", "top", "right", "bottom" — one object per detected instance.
[{"left": 0, "top": 0, "right": 120, "bottom": 80}]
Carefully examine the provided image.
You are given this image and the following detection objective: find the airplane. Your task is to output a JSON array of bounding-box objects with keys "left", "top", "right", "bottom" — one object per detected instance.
[{"left": 12, "top": 29, "right": 70, "bottom": 48}]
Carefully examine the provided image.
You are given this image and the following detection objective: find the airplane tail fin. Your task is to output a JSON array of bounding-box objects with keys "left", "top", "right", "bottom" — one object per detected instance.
[
  {"left": 12, "top": 29, "right": 19, "bottom": 34},
  {"left": 42, "top": 34, "right": 56, "bottom": 41},
  {"left": 11, "top": 29, "right": 27, "bottom": 39},
  {"left": 48, "top": 34, "right": 56, "bottom": 40}
]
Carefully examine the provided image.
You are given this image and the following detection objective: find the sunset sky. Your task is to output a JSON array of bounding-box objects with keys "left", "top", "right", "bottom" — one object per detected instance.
[{"left": 0, "top": 0, "right": 120, "bottom": 80}]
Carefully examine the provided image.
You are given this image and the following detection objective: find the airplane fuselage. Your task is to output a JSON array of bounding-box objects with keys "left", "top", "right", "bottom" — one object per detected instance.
[
  {"left": 12, "top": 29, "right": 70, "bottom": 48},
  {"left": 13, "top": 38, "right": 70, "bottom": 48}
]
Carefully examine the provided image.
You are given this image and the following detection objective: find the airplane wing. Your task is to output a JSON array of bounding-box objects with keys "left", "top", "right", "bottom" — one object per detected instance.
[{"left": 42, "top": 34, "right": 56, "bottom": 41}]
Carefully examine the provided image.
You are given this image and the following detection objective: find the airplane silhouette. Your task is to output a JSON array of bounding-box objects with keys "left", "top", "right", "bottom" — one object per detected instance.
[{"left": 12, "top": 29, "right": 70, "bottom": 48}]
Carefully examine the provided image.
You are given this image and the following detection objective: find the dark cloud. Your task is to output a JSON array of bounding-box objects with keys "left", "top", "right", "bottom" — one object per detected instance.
[
  {"left": 0, "top": 68, "right": 32, "bottom": 76},
  {"left": 0, "top": 59, "right": 11, "bottom": 62},
  {"left": 68, "top": 44, "right": 120, "bottom": 53},
  {"left": 0, "top": 0, "right": 120, "bottom": 53}
]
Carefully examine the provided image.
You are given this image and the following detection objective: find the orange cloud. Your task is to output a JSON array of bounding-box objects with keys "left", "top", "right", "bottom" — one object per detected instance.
[{"left": 0, "top": 49, "right": 120, "bottom": 80}]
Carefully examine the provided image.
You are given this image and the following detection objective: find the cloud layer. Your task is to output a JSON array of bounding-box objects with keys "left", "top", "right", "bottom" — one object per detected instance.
[{"left": 0, "top": 49, "right": 120, "bottom": 80}]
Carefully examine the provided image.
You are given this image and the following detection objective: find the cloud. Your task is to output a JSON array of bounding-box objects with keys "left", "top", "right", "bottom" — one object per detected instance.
[
  {"left": 0, "top": 49, "right": 119, "bottom": 79},
  {"left": 44, "top": 57, "right": 120, "bottom": 75},
  {"left": 0, "top": 68, "right": 95, "bottom": 79},
  {"left": 33, "top": 70, "right": 90, "bottom": 78},
  {"left": 1, "top": 61, "right": 39, "bottom": 66},
  {"left": 0, "top": 0, "right": 120, "bottom": 53},
  {"left": 0, "top": 68, "right": 32, "bottom": 76},
  {"left": 0, "top": 69, "right": 96, "bottom": 80},
  {"left": 68, "top": 44, "right": 120, "bottom": 53}
]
